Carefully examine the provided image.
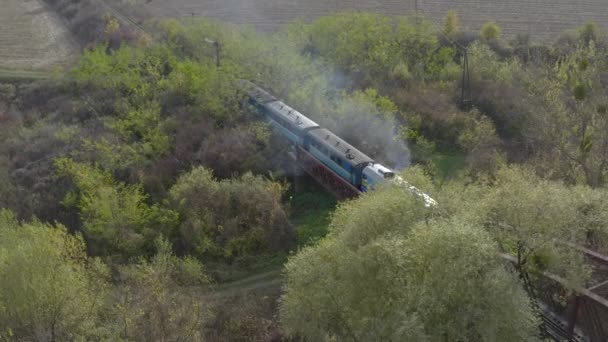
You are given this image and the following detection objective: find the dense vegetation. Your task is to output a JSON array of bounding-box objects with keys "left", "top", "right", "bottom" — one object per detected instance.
[{"left": 2, "top": 6, "right": 608, "bottom": 340}]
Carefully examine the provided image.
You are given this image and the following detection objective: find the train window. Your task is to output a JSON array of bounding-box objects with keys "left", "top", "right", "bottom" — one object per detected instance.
[
  {"left": 336, "top": 158, "right": 342, "bottom": 165},
  {"left": 384, "top": 172, "right": 395, "bottom": 179}
]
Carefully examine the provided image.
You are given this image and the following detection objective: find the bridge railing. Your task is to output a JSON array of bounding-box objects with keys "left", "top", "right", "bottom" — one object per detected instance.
[
  {"left": 502, "top": 252, "right": 608, "bottom": 341},
  {"left": 293, "top": 146, "right": 361, "bottom": 200}
]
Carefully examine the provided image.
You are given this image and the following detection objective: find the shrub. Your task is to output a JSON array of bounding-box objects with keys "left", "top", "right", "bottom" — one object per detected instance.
[
  {"left": 579, "top": 21, "right": 599, "bottom": 46},
  {"left": 55, "top": 158, "right": 178, "bottom": 259},
  {"left": 0, "top": 210, "right": 111, "bottom": 340},
  {"left": 113, "top": 237, "right": 211, "bottom": 341},
  {"left": 480, "top": 21, "right": 502, "bottom": 41},
  {"left": 169, "top": 167, "right": 294, "bottom": 260},
  {"left": 443, "top": 10, "right": 462, "bottom": 37}
]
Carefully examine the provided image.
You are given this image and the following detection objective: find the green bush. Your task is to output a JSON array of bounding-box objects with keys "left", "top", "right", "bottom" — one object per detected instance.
[
  {"left": 443, "top": 10, "right": 462, "bottom": 37},
  {"left": 55, "top": 158, "right": 178, "bottom": 259},
  {"left": 113, "top": 237, "right": 211, "bottom": 341},
  {"left": 0, "top": 210, "right": 111, "bottom": 340},
  {"left": 169, "top": 167, "right": 294, "bottom": 260},
  {"left": 480, "top": 21, "right": 502, "bottom": 41}
]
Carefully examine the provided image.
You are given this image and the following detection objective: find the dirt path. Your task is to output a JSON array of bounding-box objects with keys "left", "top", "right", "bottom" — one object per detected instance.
[
  {"left": 0, "top": 0, "right": 78, "bottom": 71},
  {"left": 211, "top": 269, "right": 283, "bottom": 299}
]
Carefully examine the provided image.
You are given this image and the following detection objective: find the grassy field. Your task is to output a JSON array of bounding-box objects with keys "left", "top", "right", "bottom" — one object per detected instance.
[
  {"left": 0, "top": 0, "right": 77, "bottom": 72},
  {"left": 143, "top": 0, "right": 608, "bottom": 40}
]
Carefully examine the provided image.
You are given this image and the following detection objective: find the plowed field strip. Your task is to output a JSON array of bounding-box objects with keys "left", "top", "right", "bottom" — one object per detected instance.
[
  {"left": 142, "top": 0, "right": 608, "bottom": 40},
  {"left": 0, "top": 0, "right": 78, "bottom": 71}
]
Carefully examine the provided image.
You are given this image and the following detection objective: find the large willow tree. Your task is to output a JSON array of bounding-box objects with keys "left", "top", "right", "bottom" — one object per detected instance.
[{"left": 280, "top": 182, "right": 539, "bottom": 341}]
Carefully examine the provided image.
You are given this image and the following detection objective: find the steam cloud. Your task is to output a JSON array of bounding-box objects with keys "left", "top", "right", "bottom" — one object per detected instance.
[{"left": 323, "top": 95, "right": 411, "bottom": 171}]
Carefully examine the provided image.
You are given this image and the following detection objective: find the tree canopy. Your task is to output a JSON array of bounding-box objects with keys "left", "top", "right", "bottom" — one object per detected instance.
[
  {"left": 280, "top": 184, "right": 539, "bottom": 341},
  {"left": 0, "top": 210, "right": 109, "bottom": 340}
]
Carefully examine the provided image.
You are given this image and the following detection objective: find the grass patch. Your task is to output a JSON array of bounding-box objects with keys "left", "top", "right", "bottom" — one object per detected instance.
[
  {"left": 206, "top": 253, "right": 287, "bottom": 284},
  {"left": 204, "top": 176, "right": 338, "bottom": 284},
  {"left": 0, "top": 68, "right": 53, "bottom": 81},
  {"left": 432, "top": 152, "right": 466, "bottom": 180},
  {"left": 287, "top": 176, "right": 337, "bottom": 247}
]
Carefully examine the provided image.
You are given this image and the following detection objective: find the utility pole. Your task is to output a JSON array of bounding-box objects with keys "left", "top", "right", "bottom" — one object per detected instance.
[
  {"left": 204, "top": 38, "right": 220, "bottom": 68},
  {"left": 204, "top": 37, "right": 221, "bottom": 92},
  {"left": 460, "top": 49, "right": 472, "bottom": 110}
]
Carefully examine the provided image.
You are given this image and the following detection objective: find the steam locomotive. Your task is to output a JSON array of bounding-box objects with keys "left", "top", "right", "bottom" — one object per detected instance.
[{"left": 239, "top": 80, "right": 437, "bottom": 207}]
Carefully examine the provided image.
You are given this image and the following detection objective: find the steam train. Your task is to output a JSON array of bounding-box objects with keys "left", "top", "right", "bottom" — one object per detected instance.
[{"left": 239, "top": 80, "right": 437, "bottom": 207}]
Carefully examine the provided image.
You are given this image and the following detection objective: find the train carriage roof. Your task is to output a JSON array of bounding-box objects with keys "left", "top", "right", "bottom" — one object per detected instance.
[
  {"left": 238, "top": 79, "right": 277, "bottom": 103},
  {"left": 308, "top": 128, "right": 374, "bottom": 167},
  {"left": 264, "top": 101, "right": 320, "bottom": 131}
]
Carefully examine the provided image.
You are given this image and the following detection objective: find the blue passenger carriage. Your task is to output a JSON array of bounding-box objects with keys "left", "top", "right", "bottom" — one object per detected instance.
[
  {"left": 239, "top": 80, "right": 320, "bottom": 145},
  {"left": 304, "top": 128, "right": 373, "bottom": 189}
]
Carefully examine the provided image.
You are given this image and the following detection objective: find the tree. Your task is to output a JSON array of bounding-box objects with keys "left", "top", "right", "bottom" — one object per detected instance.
[
  {"left": 579, "top": 21, "right": 598, "bottom": 46},
  {"left": 472, "top": 166, "right": 598, "bottom": 287},
  {"left": 113, "top": 237, "right": 210, "bottom": 341},
  {"left": 457, "top": 110, "right": 505, "bottom": 177},
  {"left": 523, "top": 45, "right": 608, "bottom": 187},
  {"left": 305, "top": 13, "right": 395, "bottom": 83},
  {"left": 110, "top": 101, "right": 171, "bottom": 160},
  {"left": 168, "top": 166, "right": 293, "bottom": 260},
  {"left": 481, "top": 21, "right": 502, "bottom": 41},
  {"left": 55, "top": 158, "right": 178, "bottom": 258},
  {"left": 280, "top": 185, "right": 538, "bottom": 341},
  {"left": 292, "top": 13, "right": 453, "bottom": 86},
  {"left": 0, "top": 210, "right": 111, "bottom": 341},
  {"left": 401, "top": 220, "right": 538, "bottom": 341},
  {"left": 436, "top": 163, "right": 608, "bottom": 283},
  {"left": 443, "top": 10, "right": 462, "bottom": 37}
]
